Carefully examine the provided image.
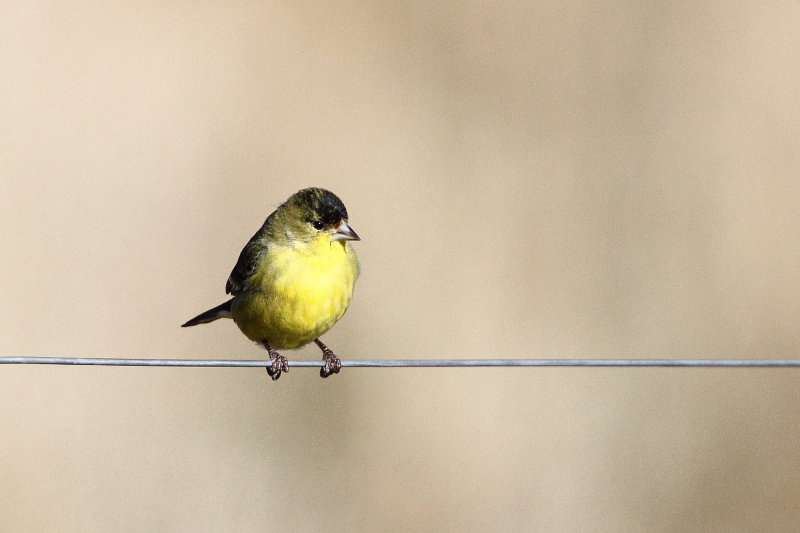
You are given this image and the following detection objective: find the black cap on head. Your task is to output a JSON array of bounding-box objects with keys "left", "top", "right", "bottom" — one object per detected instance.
[{"left": 291, "top": 187, "right": 349, "bottom": 225}]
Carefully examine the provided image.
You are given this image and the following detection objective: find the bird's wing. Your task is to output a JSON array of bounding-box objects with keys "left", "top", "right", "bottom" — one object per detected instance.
[{"left": 226, "top": 232, "right": 266, "bottom": 295}]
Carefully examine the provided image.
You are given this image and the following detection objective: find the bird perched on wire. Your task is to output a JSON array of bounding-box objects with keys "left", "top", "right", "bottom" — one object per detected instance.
[{"left": 182, "top": 187, "right": 360, "bottom": 380}]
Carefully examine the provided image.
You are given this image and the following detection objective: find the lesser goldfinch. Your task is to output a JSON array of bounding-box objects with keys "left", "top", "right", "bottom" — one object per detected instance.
[{"left": 182, "top": 187, "right": 360, "bottom": 380}]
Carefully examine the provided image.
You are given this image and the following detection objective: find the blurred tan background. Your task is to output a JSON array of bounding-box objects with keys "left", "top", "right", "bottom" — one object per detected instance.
[{"left": 2, "top": 1, "right": 800, "bottom": 531}]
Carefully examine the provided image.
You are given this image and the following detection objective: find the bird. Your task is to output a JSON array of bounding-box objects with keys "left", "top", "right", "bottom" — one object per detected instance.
[{"left": 182, "top": 187, "right": 360, "bottom": 380}]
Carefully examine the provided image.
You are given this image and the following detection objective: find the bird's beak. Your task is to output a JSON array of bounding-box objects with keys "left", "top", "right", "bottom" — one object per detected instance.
[{"left": 331, "top": 220, "right": 360, "bottom": 241}]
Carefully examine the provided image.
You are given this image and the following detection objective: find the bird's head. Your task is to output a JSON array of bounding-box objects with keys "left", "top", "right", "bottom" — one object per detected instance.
[{"left": 272, "top": 187, "right": 360, "bottom": 247}]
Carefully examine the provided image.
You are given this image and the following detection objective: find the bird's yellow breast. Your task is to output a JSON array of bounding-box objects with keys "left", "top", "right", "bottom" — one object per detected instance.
[{"left": 231, "top": 235, "right": 358, "bottom": 349}]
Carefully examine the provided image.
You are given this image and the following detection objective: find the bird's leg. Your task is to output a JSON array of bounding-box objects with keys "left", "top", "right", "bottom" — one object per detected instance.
[
  {"left": 315, "top": 339, "right": 342, "bottom": 378},
  {"left": 261, "top": 340, "right": 289, "bottom": 381}
]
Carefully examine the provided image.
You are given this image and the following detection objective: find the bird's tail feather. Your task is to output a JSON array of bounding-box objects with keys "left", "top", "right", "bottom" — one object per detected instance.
[{"left": 181, "top": 299, "right": 233, "bottom": 327}]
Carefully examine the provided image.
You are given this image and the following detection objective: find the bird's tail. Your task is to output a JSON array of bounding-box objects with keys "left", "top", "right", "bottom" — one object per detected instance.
[{"left": 181, "top": 299, "right": 234, "bottom": 327}]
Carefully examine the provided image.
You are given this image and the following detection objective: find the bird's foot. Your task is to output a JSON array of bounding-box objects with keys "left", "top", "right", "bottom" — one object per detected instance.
[
  {"left": 315, "top": 339, "right": 341, "bottom": 378},
  {"left": 261, "top": 341, "right": 289, "bottom": 381}
]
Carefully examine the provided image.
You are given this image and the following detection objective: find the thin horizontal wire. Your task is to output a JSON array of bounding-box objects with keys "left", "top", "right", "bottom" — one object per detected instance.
[{"left": 1, "top": 356, "right": 800, "bottom": 368}]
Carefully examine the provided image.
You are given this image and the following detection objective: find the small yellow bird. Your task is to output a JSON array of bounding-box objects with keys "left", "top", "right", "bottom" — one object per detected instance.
[{"left": 182, "top": 188, "right": 360, "bottom": 380}]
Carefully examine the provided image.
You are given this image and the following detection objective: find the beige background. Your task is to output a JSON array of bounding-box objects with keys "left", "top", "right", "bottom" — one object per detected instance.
[{"left": 2, "top": 2, "right": 800, "bottom": 531}]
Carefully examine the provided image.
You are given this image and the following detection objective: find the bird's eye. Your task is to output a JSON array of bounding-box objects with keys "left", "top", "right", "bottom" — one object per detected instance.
[{"left": 311, "top": 220, "right": 324, "bottom": 230}]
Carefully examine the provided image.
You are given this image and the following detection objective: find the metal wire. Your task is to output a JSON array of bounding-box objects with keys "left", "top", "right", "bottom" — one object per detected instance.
[{"left": 1, "top": 356, "right": 800, "bottom": 368}]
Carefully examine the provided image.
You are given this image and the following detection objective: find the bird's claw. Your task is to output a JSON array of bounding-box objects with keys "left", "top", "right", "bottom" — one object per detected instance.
[
  {"left": 266, "top": 353, "right": 289, "bottom": 380},
  {"left": 261, "top": 341, "right": 289, "bottom": 381},
  {"left": 320, "top": 349, "right": 341, "bottom": 378}
]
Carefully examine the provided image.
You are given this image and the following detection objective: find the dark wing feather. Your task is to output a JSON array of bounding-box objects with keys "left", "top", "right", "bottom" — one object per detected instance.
[{"left": 226, "top": 231, "right": 267, "bottom": 295}]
